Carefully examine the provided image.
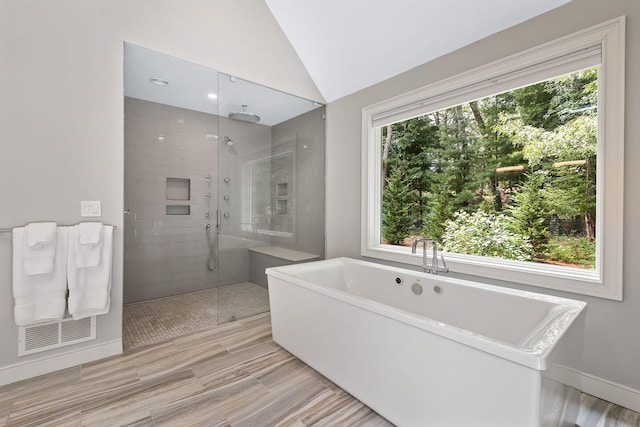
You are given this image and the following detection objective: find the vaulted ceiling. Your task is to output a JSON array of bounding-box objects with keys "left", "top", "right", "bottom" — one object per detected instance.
[
  {"left": 265, "top": 0, "right": 572, "bottom": 102},
  {"left": 124, "top": 1, "right": 573, "bottom": 119}
]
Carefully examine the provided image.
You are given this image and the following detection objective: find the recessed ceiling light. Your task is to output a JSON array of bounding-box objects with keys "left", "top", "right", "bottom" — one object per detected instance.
[
  {"left": 149, "top": 77, "right": 169, "bottom": 86},
  {"left": 207, "top": 93, "right": 218, "bottom": 100}
]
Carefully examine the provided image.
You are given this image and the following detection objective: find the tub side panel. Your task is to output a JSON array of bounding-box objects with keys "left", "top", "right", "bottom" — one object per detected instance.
[{"left": 268, "top": 276, "right": 543, "bottom": 427}]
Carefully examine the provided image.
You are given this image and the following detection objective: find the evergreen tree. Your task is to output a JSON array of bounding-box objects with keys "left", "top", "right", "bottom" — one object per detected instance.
[
  {"left": 422, "top": 172, "right": 454, "bottom": 242},
  {"left": 381, "top": 170, "right": 414, "bottom": 245},
  {"left": 509, "top": 172, "right": 551, "bottom": 256}
]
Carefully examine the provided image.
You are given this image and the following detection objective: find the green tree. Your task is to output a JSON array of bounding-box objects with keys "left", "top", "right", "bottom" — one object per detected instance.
[
  {"left": 388, "top": 116, "right": 440, "bottom": 218},
  {"left": 468, "top": 95, "right": 524, "bottom": 211},
  {"left": 422, "top": 172, "right": 454, "bottom": 242},
  {"left": 382, "top": 170, "right": 414, "bottom": 245},
  {"left": 509, "top": 172, "right": 550, "bottom": 256},
  {"left": 497, "top": 114, "right": 597, "bottom": 239}
]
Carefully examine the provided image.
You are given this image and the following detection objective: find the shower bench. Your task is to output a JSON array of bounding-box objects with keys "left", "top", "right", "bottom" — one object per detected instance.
[{"left": 248, "top": 246, "right": 320, "bottom": 288}]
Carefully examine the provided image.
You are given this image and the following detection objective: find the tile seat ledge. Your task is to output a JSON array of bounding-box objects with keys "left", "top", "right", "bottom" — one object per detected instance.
[{"left": 248, "top": 246, "right": 320, "bottom": 263}]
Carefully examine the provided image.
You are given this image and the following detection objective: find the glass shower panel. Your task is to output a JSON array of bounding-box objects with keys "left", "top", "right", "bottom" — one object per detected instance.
[
  {"left": 216, "top": 73, "right": 325, "bottom": 324},
  {"left": 123, "top": 43, "right": 220, "bottom": 305},
  {"left": 216, "top": 73, "right": 270, "bottom": 323}
]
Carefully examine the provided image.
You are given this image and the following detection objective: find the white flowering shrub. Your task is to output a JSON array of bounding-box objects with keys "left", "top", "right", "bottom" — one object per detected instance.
[{"left": 442, "top": 210, "right": 533, "bottom": 261}]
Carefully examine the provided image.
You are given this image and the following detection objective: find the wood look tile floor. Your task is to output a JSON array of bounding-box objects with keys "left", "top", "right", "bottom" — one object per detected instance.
[
  {"left": 0, "top": 313, "right": 392, "bottom": 427},
  {"left": 1, "top": 312, "right": 639, "bottom": 426}
]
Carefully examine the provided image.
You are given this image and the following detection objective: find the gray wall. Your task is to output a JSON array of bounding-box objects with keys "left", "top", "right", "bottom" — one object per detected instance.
[
  {"left": 124, "top": 99, "right": 325, "bottom": 303},
  {"left": 124, "top": 98, "right": 219, "bottom": 302},
  {"left": 0, "top": 0, "right": 322, "bottom": 381},
  {"left": 326, "top": 0, "right": 640, "bottom": 404}
]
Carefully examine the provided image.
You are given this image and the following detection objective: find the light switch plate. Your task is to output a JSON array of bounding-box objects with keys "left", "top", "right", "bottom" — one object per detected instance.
[{"left": 81, "top": 201, "right": 102, "bottom": 217}]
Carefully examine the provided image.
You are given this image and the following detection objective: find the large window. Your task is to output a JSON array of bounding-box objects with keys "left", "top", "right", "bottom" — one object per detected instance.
[{"left": 362, "top": 17, "right": 625, "bottom": 299}]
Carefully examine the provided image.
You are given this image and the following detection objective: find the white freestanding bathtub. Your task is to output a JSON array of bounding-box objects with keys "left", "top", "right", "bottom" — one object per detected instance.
[{"left": 266, "top": 257, "right": 587, "bottom": 427}]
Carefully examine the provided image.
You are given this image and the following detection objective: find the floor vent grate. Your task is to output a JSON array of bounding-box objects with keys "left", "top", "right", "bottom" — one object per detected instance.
[{"left": 19, "top": 316, "right": 96, "bottom": 356}]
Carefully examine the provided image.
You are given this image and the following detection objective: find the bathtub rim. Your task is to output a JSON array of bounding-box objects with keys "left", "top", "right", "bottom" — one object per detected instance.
[{"left": 266, "top": 257, "right": 587, "bottom": 370}]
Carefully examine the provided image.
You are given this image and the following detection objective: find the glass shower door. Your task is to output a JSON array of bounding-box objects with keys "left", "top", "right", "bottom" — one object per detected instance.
[
  {"left": 215, "top": 72, "right": 325, "bottom": 325},
  {"left": 215, "top": 73, "right": 271, "bottom": 323}
]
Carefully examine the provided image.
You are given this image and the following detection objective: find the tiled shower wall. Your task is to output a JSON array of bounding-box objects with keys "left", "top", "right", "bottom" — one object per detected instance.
[
  {"left": 215, "top": 113, "right": 273, "bottom": 286},
  {"left": 124, "top": 98, "right": 220, "bottom": 303},
  {"left": 124, "top": 98, "right": 324, "bottom": 303},
  {"left": 271, "top": 108, "right": 326, "bottom": 258}
]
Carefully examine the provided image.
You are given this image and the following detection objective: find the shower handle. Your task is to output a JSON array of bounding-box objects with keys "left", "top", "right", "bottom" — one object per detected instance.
[{"left": 216, "top": 209, "right": 221, "bottom": 229}]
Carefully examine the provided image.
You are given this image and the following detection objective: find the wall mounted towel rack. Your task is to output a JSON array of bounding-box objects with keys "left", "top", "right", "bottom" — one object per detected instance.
[{"left": 0, "top": 224, "right": 117, "bottom": 234}]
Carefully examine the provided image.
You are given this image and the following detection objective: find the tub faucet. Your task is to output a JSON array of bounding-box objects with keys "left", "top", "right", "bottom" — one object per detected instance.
[{"left": 411, "top": 238, "right": 449, "bottom": 275}]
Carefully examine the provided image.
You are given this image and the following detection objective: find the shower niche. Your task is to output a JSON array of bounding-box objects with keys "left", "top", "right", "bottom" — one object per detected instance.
[
  {"left": 244, "top": 150, "right": 295, "bottom": 238},
  {"left": 166, "top": 177, "right": 191, "bottom": 215}
]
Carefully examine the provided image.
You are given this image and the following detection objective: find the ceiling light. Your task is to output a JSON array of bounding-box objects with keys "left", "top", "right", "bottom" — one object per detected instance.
[
  {"left": 207, "top": 93, "right": 218, "bottom": 100},
  {"left": 149, "top": 77, "right": 169, "bottom": 86}
]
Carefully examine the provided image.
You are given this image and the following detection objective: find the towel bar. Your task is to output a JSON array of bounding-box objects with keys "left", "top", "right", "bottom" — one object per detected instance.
[{"left": 0, "top": 224, "right": 117, "bottom": 234}]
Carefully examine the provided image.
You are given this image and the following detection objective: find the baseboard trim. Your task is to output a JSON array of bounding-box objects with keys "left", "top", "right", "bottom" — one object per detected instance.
[
  {"left": 0, "top": 339, "right": 122, "bottom": 386},
  {"left": 550, "top": 365, "right": 640, "bottom": 413}
]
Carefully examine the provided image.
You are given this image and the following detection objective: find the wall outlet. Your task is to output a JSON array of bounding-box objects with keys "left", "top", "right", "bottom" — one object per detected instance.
[{"left": 81, "top": 201, "right": 102, "bottom": 217}]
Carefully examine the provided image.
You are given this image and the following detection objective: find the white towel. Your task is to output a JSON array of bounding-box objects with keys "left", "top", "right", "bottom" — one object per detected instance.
[
  {"left": 22, "top": 222, "right": 58, "bottom": 275},
  {"left": 67, "top": 225, "right": 113, "bottom": 320},
  {"left": 12, "top": 227, "right": 69, "bottom": 326},
  {"left": 78, "top": 222, "right": 103, "bottom": 246},
  {"left": 25, "top": 222, "right": 57, "bottom": 248},
  {"left": 75, "top": 222, "right": 104, "bottom": 268}
]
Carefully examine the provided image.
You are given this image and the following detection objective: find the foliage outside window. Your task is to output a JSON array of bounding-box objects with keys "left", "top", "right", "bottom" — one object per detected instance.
[
  {"left": 361, "top": 18, "right": 624, "bottom": 299},
  {"left": 381, "top": 68, "right": 598, "bottom": 270}
]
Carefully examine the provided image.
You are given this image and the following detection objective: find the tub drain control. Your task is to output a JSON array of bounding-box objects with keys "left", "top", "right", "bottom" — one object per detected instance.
[
  {"left": 411, "top": 283, "right": 423, "bottom": 295},
  {"left": 395, "top": 277, "right": 403, "bottom": 285}
]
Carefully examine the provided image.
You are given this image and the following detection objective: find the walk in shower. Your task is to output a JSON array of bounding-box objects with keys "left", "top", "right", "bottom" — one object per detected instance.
[{"left": 122, "top": 43, "right": 325, "bottom": 345}]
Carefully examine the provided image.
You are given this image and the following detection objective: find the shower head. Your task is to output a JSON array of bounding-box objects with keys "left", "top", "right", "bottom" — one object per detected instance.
[
  {"left": 223, "top": 136, "right": 234, "bottom": 146},
  {"left": 228, "top": 104, "right": 260, "bottom": 123}
]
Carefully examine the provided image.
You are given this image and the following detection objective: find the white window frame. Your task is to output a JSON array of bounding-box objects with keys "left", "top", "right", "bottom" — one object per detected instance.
[{"left": 361, "top": 17, "right": 625, "bottom": 300}]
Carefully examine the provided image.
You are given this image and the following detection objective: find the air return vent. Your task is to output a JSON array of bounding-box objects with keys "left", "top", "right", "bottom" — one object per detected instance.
[{"left": 18, "top": 316, "right": 96, "bottom": 356}]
